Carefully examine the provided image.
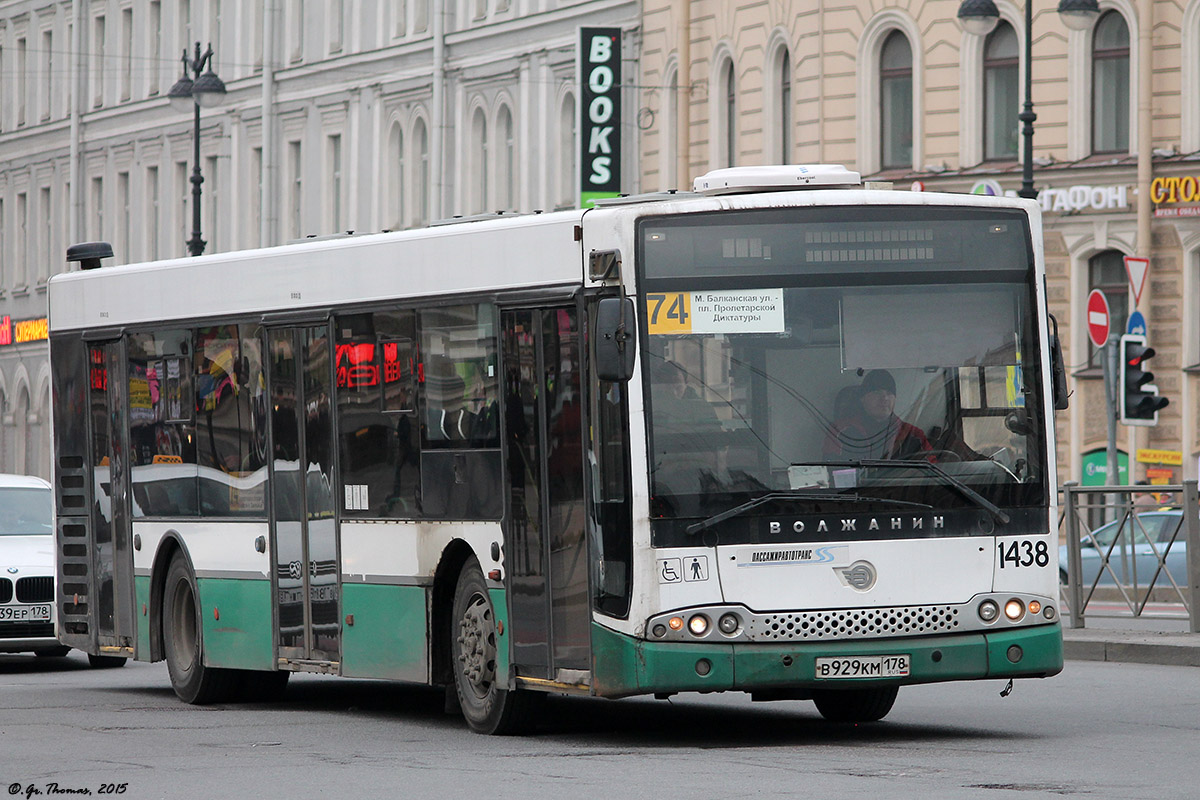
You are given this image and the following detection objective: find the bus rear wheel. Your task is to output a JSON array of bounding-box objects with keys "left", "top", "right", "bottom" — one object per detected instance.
[
  {"left": 451, "top": 561, "right": 535, "bottom": 735},
  {"left": 812, "top": 686, "right": 899, "bottom": 723},
  {"left": 162, "top": 552, "right": 237, "bottom": 704}
]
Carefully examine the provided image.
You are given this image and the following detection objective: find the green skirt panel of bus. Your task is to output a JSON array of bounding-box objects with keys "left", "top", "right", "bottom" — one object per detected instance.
[
  {"left": 135, "top": 576, "right": 275, "bottom": 671},
  {"left": 590, "top": 622, "right": 1063, "bottom": 698},
  {"left": 339, "top": 583, "right": 429, "bottom": 681},
  {"left": 199, "top": 578, "right": 275, "bottom": 670}
]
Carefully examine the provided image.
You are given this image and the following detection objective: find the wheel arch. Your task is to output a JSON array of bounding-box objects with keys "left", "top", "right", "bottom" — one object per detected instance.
[
  {"left": 430, "top": 538, "right": 478, "bottom": 686},
  {"left": 148, "top": 532, "right": 192, "bottom": 663}
]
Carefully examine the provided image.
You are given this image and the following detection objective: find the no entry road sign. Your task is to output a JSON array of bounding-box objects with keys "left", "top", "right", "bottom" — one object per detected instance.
[{"left": 1087, "top": 289, "right": 1110, "bottom": 348}]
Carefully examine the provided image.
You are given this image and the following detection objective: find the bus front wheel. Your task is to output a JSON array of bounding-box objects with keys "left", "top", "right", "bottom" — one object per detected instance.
[
  {"left": 451, "top": 561, "right": 536, "bottom": 735},
  {"left": 812, "top": 686, "right": 899, "bottom": 723},
  {"left": 162, "top": 552, "right": 238, "bottom": 704}
]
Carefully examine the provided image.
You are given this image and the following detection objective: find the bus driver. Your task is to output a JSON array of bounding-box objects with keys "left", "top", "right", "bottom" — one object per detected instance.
[{"left": 825, "top": 369, "right": 931, "bottom": 460}]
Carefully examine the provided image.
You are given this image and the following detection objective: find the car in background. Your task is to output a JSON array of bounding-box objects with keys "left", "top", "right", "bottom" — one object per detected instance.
[
  {"left": 0, "top": 474, "right": 67, "bottom": 658},
  {"left": 1059, "top": 510, "right": 1188, "bottom": 588}
]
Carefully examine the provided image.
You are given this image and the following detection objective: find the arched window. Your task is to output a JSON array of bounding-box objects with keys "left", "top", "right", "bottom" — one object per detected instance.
[
  {"left": 497, "top": 105, "right": 514, "bottom": 211},
  {"left": 880, "top": 31, "right": 913, "bottom": 169},
  {"left": 1088, "top": 250, "right": 1129, "bottom": 366},
  {"left": 414, "top": 119, "right": 429, "bottom": 226},
  {"left": 778, "top": 48, "right": 793, "bottom": 163},
  {"left": 722, "top": 60, "right": 737, "bottom": 167},
  {"left": 389, "top": 122, "right": 405, "bottom": 229},
  {"left": 471, "top": 108, "right": 488, "bottom": 214},
  {"left": 984, "top": 23, "right": 1019, "bottom": 160},
  {"left": 559, "top": 94, "right": 576, "bottom": 208},
  {"left": 661, "top": 67, "right": 677, "bottom": 191},
  {"left": 1093, "top": 11, "right": 1130, "bottom": 153}
]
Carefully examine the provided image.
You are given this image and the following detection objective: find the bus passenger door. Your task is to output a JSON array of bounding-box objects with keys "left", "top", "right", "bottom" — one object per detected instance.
[
  {"left": 267, "top": 326, "right": 340, "bottom": 666},
  {"left": 87, "top": 341, "right": 137, "bottom": 654},
  {"left": 500, "top": 307, "right": 590, "bottom": 683}
]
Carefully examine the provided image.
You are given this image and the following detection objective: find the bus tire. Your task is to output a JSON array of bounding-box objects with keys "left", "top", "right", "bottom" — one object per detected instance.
[
  {"left": 812, "top": 686, "right": 899, "bottom": 723},
  {"left": 162, "top": 552, "right": 237, "bottom": 704},
  {"left": 86, "top": 654, "right": 127, "bottom": 668},
  {"left": 451, "top": 561, "right": 535, "bottom": 735}
]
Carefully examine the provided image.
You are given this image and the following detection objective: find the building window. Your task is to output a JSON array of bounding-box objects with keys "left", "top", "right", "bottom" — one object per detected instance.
[
  {"left": 41, "top": 30, "right": 53, "bottom": 120},
  {"left": 147, "top": 166, "right": 160, "bottom": 260},
  {"left": 205, "top": 155, "right": 218, "bottom": 251},
  {"left": 778, "top": 48, "right": 792, "bottom": 164},
  {"left": 497, "top": 105, "right": 514, "bottom": 211},
  {"left": 250, "top": 148, "right": 262, "bottom": 246},
  {"left": 660, "top": 69, "right": 676, "bottom": 191},
  {"left": 117, "top": 172, "right": 130, "bottom": 264},
  {"left": 389, "top": 123, "right": 405, "bottom": 230},
  {"left": 16, "top": 192, "right": 28, "bottom": 287},
  {"left": 17, "top": 36, "right": 27, "bottom": 126},
  {"left": 880, "top": 31, "right": 913, "bottom": 170},
  {"left": 984, "top": 23, "right": 1019, "bottom": 160},
  {"left": 721, "top": 59, "right": 736, "bottom": 168},
  {"left": 40, "top": 187, "right": 51, "bottom": 283},
  {"left": 290, "top": 0, "right": 304, "bottom": 62},
  {"left": 471, "top": 108, "right": 488, "bottom": 215},
  {"left": 394, "top": 0, "right": 407, "bottom": 37},
  {"left": 559, "top": 93, "right": 577, "bottom": 208},
  {"left": 92, "top": 15, "right": 105, "bottom": 108},
  {"left": 288, "top": 141, "right": 303, "bottom": 239},
  {"left": 1088, "top": 250, "right": 1129, "bottom": 366},
  {"left": 328, "top": 135, "right": 342, "bottom": 233},
  {"left": 91, "top": 177, "right": 104, "bottom": 244},
  {"left": 150, "top": 2, "right": 162, "bottom": 93},
  {"left": 121, "top": 8, "right": 133, "bottom": 102},
  {"left": 329, "top": 0, "right": 343, "bottom": 54},
  {"left": 1093, "top": 11, "right": 1130, "bottom": 153},
  {"left": 414, "top": 119, "right": 429, "bottom": 226}
]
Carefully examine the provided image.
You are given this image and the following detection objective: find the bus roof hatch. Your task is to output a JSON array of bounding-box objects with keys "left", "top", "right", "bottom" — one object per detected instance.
[{"left": 693, "top": 164, "right": 862, "bottom": 196}]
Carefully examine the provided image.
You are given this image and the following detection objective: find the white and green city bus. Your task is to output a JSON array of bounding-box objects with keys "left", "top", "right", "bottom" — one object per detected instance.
[{"left": 50, "top": 165, "right": 1067, "bottom": 733}]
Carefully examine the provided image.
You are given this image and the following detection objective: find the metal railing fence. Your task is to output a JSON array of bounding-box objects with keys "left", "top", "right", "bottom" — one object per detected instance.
[{"left": 1059, "top": 480, "right": 1200, "bottom": 632}]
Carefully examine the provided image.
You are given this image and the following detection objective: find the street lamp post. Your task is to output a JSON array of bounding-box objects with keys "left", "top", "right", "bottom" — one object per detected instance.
[
  {"left": 168, "top": 43, "right": 227, "bottom": 257},
  {"left": 957, "top": 0, "right": 1100, "bottom": 199}
]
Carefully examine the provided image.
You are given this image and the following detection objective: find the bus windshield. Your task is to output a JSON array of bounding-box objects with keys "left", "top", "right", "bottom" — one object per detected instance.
[{"left": 638, "top": 206, "right": 1047, "bottom": 544}]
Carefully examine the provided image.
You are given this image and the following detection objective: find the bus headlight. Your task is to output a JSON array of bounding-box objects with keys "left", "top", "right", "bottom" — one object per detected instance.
[
  {"left": 688, "top": 614, "right": 710, "bottom": 636},
  {"left": 718, "top": 613, "right": 741, "bottom": 635},
  {"left": 1004, "top": 599, "right": 1025, "bottom": 621},
  {"left": 978, "top": 599, "right": 999, "bottom": 622}
]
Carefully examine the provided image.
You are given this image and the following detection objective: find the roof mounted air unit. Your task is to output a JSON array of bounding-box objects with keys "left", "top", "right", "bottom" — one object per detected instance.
[{"left": 693, "top": 165, "right": 862, "bottom": 196}]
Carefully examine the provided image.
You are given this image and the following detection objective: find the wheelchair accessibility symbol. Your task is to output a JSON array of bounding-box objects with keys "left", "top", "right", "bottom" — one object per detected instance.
[{"left": 658, "top": 556, "right": 710, "bottom": 583}]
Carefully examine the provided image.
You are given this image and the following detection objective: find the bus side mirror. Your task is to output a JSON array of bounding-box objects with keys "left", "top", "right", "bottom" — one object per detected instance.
[
  {"left": 596, "top": 297, "right": 636, "bottom": 382},
  {"left": 1049, "top": 315, "right": 1069, "bottom": 410}
]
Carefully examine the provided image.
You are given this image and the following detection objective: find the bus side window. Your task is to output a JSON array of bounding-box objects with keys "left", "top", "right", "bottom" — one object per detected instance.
[{"left": 336, "top": 310, "right": 420, "bottom": 519}]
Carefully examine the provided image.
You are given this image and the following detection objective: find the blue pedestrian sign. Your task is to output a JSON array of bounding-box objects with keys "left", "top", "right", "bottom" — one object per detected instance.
[{"left": 1127, "top": 310, "right": 1147, "bottom": 337}]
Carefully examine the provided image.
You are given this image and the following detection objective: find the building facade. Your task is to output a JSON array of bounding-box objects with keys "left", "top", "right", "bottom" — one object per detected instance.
[
  {"left": 0, "top": 0, "right": 640, "bottom": 478},
  {"left": 638, "top": 0, "right": 1200, "bottom": 487}
]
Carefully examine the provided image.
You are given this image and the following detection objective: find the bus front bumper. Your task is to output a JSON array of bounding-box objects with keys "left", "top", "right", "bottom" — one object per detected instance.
[{"left": 590, "top": 621, "right": 1063, "bottom": 699}]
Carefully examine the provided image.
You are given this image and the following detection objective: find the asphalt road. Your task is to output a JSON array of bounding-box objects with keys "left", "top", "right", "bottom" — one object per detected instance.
[{"left": 2, "top": 650, "right": 1197, "bottom": 799}]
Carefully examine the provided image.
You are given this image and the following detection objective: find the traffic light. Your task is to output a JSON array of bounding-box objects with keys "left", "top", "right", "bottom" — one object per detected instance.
[{"left": 1119, "top": 334, "right": 1168, "bottom": 425}]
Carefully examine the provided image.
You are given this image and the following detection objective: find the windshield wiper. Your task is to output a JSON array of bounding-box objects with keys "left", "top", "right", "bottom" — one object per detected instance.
[
  {"left": 809, "top": 459, "right": 1011, "bottom": 525},
  {"left": 685, "top": 489, "right": 932, "bottom": 537}
]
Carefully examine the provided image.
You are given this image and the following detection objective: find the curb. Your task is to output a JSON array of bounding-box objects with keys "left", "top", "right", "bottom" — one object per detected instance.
[{"left": 1063, "top": 630, "right": 1200, "bottom": 668}]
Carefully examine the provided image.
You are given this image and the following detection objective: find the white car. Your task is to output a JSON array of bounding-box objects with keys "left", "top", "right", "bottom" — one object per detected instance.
[{"left": 0, "top": 474, "right": 68, "bottom": 658}]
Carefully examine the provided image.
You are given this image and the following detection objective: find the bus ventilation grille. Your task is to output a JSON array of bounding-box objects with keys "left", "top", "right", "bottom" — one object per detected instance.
[{"left": 750, "top": 606, "right": 960, "bottom": 641}]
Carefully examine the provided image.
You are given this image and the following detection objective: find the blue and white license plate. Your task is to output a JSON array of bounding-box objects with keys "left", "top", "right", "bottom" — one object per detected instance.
[
  {"left": 815, "top": 655, "right": 910, "bottom": 679},
  {"left": 0, "top": 604, "right": 51, "bottom": 622}
]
